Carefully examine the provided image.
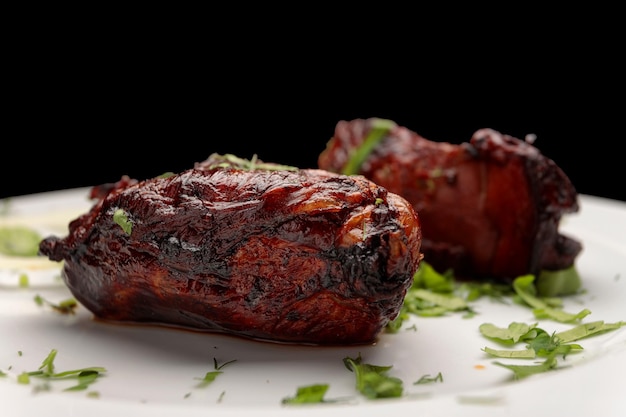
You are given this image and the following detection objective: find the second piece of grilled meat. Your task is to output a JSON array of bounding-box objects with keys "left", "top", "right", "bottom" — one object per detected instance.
[{"left": 318, "top": 118, "right": 582, "bottom": 282}]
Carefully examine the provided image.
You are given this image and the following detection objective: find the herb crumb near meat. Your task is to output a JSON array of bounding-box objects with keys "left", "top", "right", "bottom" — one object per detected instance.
[
  {"left": 193, "top": 358, "right": 236, "bottom": 389},
  {"left": 0, "top": 226, "right": 42, "bottom": 257},
  {"left": 1, "top": 349, "right": 106, "bottom": 396},
  {"left": 33, "top": 294, "right": 78, "bottom": 315},
  {"left": 387, "top": 261, "right": 626, "bottom": 381}
]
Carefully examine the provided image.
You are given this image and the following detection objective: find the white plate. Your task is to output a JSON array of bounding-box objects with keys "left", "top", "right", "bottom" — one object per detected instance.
[{"left": 1, "top": 188, "right": 625, "bottom": 417}]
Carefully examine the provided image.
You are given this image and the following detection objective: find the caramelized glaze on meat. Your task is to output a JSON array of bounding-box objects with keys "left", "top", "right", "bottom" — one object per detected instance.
[
  {"left": 39, "top": 154, "right": 422, "bottom": 345},
  {"left": 318, "top": 118, "right": 582, "bottom": 282}
]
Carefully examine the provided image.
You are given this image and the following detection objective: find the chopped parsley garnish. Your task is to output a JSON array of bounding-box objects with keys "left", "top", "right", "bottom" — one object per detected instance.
[
  {"left": 414, "top": 372, "right": 443, "bottom": 385},
  {"left": 386, "top": 261, "right": 626, "bottom": 383},
  {"left": 207, "top": 153, "right": 298, "bottom": 172},
  {"left": 555, "top": 320, "right": 626, "bottom": 343},
  {"left": 342, "top": 118, "right": 396, "bottom": 175},
  {"left": 282, "top": 383, "right": 331, "bottom": 404},
  {"left": 343, "top": 353, "right": 403, "bottom": 399},
  {"left": 157, "top": 171, "right": 176, "bottom": 179},
  {"left": 511, "top": 275, "right": 590, "bottom": 323},
  {"left": 113, "top": 208, "right": 132, "bottom": 235},
  {"left": 387, "top": 262, "right": 482, "bottom": 330},
  {"left": 193, "top": 358, "right": 236, "bottom": 388},
  {"left": 0, "top": 226, "right": 42, "bottom": 257},
  {"left": 480, "top": 319, "right": 625, "bottom": 378},
  {"left": 15, "top": 349, "right": 107, "bottom": 392},
  {"left": 34, "top": 294, "right": 78, "bottom": 314},
  {"left": 535, "top": 265, "right": 582, "bottom": 297},
  {"left": 18, "top": 273, "right": 29, "bottom": 288},
  {"left": 388, "top": 261, "right": 590, "bottom": 332},
  {"left": 492, "top": 351, "right": 561, "bottom": 380}
]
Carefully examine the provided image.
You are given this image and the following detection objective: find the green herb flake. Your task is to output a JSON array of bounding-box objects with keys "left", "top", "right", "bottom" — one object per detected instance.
[
  {"left": 23, "top": 349, "right": 106, "bottom": 391},
  {"left": 34, "top": 294, "right": 78, "bottom": 315},
  {"left": 0, "top": 226, "right": 42, "bottom": 257},
  {"left": 493, "top": 352, "right": 560, "bottom": 380},
  {"left": 412, "top": 262, "right": 455, "bottom": 293},
  {"left": 482, "top": 346, "right": 537, "bottom": 359},
  {"left": 157, "top": 172, "right": 176, "bottom": 179},
  {"left": 113, "top": 209, "right": 132, "bottom": 235},
  {"left": 18, "top": 274, "right": 30, "bottom": 288},
  {"left": 343, "top": 354, "right": 403, "bottom": 399},
  {"left": 536, "top": 266, "right": 582, "bottom": 297},
  {"left": 208, "top": 153, "right": 298, "bottom": 172},
  {"left": 39, "top": 348, "right": 57, "bottom": 374},
  {"left": 195, "top": 370, "right": 222, "bottom": 388},
  {"left": 64, "top": 370, "right": 102, "bottom": 391},
  {"left": 342, "top": 118, "right": 397, "bottom": 175},
  {"left": 282, "top": 383, "right": 330, "bottom": 404},
  {"left": 413, "top": 372, "right": 443, "bottom": 385},
  {"left": 456, "top": 394, "right": 505, "bottom": 405},
  {"left": 86, "top": 391, "right": 101, "bottom": 398},
  {"left": 385, "top": 307, "right": 409, "bottom": 333},
  {"left": 409, "top": 289, "right": 469, "bottom": 313},
  {"left": 512, "top": 275, "right": 591, "bottom": 323},
  {"left": 554, "top": 320, "right": 626, "bottom": 343},
  {"left": 17, "top": 372, "right": 30, "bottom": 384},
  {"left": 479, "top": 322, "right": 538, "bottom": 345},
  {"left": 194, "top": 358, "right": 236, "bottom": 388}
]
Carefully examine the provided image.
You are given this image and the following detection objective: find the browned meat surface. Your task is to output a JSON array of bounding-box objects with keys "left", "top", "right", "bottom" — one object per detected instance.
[
  {"left": 318, "top": 118, "right": 582, "bottom": 282},
  {"left": 39, "top": 154, "right": 422, "bottom": 345}
]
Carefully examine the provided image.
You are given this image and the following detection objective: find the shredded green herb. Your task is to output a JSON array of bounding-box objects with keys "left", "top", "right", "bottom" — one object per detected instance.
[
  {"left": 343, "top": 353, "right": 403, "bottom": 399},
  {"left": 480, "top": 319, "right": 625, "bottom": 378},
  {"left": 535, "top": 266, "right": 582, "bottom": 297},
  {"left": 282, "top": 383, "right": 330, "bottom": 404},
  {"left": 113, "top": 209, "right": 132, "bottom": 235},
  {"left": 512, "top": 275, "right": 591, "bottom": 323},
  {"left": 387, "top": 262, "right": 479, "bottom": 329},
  {"left": 413, "top": 372, "right": 443, "bottom": 385},
  {"left": 34, "top": 294, "right": 78, "bottom": 315},
  {"left": 388, "top": 261, "right": 588, "bottom": 332},
  {"left": 342, "top": 118, "right": 396, "bottom": 175},
  {"left": 194, "top": 358, "right": 236, "bottom": 388},
  {"left": 386, "top": 260, "right": 625, "bottom": 383},
  {"left": 157, "top": 172, "right": 176, "bottom": 179},
  {"left": 18, "top": 273, "right": 29, "bottom": 288},
  {"left": 554, "top": 320, "right": 626, "bottom": 343},
  {"left": 19, "top": 349, "right": 107, "bottom": 392},
  {"left": 207, "top": 153, "right": 298, "bottom": 172},
  {"left": 0, "top": 226, "right": 42, "bottom": 257}
]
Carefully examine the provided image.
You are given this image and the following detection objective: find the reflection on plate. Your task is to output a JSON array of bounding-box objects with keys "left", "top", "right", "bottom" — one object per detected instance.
[{"left": 1, "top": 188, "right": 625, "bottom": 417}]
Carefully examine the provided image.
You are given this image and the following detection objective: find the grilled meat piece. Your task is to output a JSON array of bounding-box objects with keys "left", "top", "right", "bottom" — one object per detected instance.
[
  {"left": 39, "top": 154, "right": 422, "bottom": 345},
  {"left": 318, "top": 118, "right": 582, "bottom": 282}
]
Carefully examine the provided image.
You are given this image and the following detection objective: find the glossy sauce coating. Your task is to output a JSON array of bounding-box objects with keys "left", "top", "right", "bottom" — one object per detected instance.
[
  {"left": 39, "top": 159, "right": 422, "bottom": 345},
  {"left": 318, "top": 118, "right": 581, "bottom": 282}
]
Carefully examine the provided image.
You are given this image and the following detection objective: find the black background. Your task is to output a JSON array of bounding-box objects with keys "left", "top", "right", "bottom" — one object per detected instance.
[{"left": 3, "top": 22, "right": 624, "bottom": 203}]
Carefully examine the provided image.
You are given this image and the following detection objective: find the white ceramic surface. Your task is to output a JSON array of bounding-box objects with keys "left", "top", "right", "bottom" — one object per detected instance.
[{"left": 1, "top": 188, "right": 625, "bottom": 417}]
